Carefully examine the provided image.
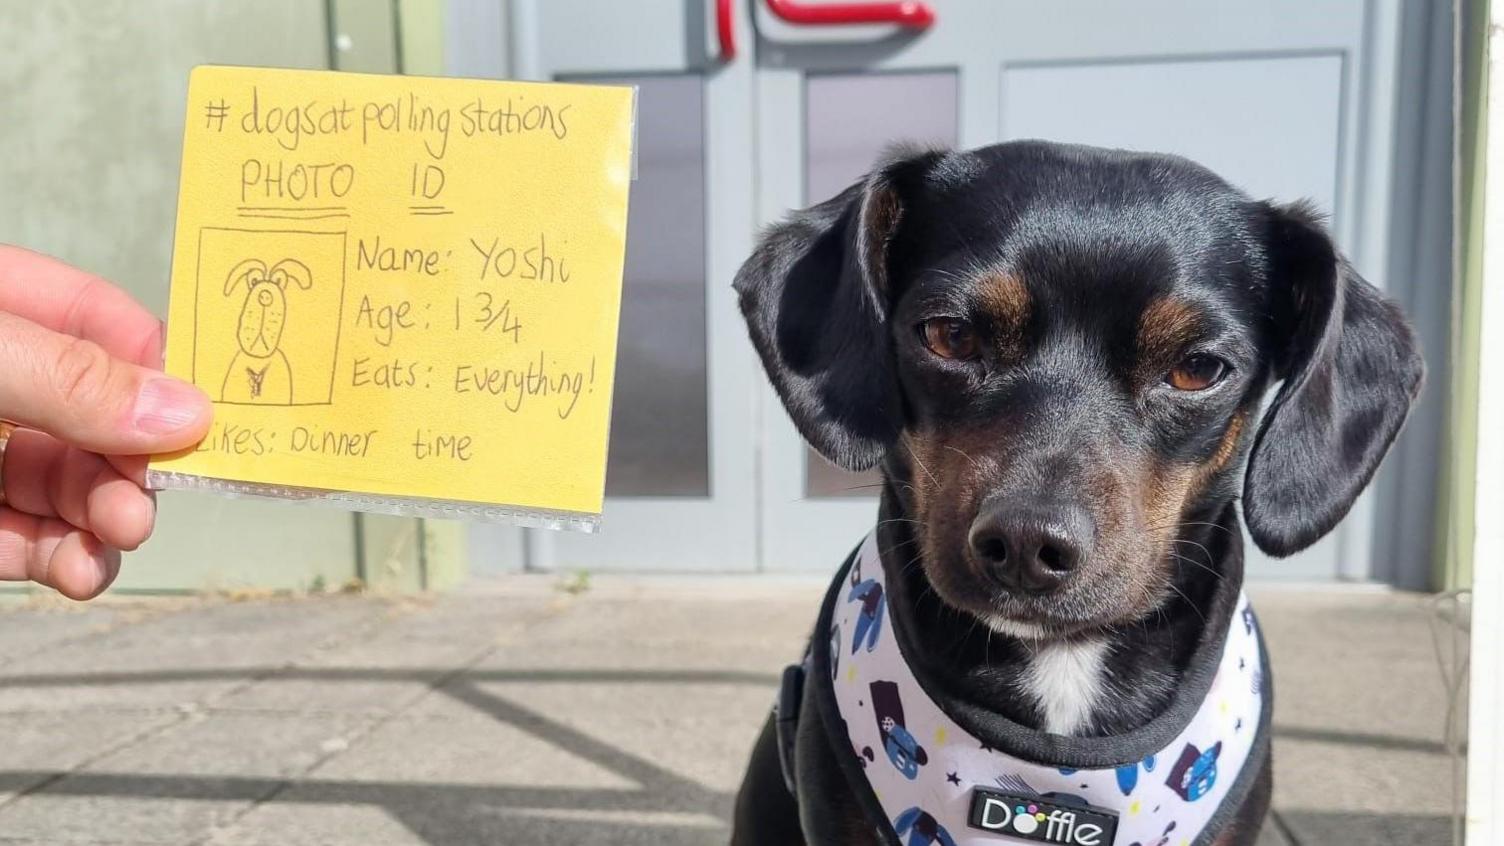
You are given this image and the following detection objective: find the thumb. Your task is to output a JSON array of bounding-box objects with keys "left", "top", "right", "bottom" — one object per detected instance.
[{"left": 0, "top": 311, "right": 211, "bottom": 455}]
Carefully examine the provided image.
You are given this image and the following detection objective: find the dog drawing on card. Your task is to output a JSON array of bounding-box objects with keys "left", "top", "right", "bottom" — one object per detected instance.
[{"left": 219, "top": 257, "right": 311, "bottom": 405}]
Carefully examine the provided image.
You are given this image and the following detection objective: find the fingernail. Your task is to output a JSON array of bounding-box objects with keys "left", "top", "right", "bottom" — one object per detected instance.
[{"left": 133, "top": 378, "right": 207, "bottom": 435}]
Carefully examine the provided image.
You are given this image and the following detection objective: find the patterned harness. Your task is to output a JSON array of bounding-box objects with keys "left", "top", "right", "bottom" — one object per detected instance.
[{"left": 778, "top": 532, "right": 1271, "bottom": 846}]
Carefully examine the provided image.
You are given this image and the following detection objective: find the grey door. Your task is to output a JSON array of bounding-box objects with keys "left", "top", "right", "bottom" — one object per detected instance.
[{"left": 457, "top": 0, "right": 762, "bottom": 572}]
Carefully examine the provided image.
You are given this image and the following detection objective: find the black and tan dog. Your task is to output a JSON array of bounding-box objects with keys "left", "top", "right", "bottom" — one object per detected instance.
[{"left": 731, "top": 141, "right": 1422, "bottom": 846}]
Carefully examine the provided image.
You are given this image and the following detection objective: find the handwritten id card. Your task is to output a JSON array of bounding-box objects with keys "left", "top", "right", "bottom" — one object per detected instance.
[{"left": 147, "top": 66, "right": 636, "bottom": 531}]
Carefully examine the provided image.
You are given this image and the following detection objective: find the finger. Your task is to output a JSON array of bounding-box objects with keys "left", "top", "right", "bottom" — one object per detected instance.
[
  {"left": 2, "top": 428, "right": 156, "bottom": 550},
  {"left": 0, "top": 508, "right": 121, "bottom": 600},
  {"left": 105, "top": 454, "right": 150, "bottom": 488},
  {"left": 89, "top": 478, "right": 155, "bottom": 552},
  {"left": 0, "top": 245, "right": 163, "bottom": 366},
  {"left": 0, "top": 311, "right": 211, "bottom": 455}
]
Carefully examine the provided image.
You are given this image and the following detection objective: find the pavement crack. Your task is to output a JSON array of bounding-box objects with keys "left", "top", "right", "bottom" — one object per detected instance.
[{"left": 0, "top": 707, "right": 192, "bottom": 815}]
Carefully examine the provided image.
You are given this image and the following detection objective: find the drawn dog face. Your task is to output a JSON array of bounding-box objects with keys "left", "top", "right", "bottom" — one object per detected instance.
[
  {"left": 735, "top": 141, "right": 1423, "bottom": 638},
  {"left": 225, "top": 258, "right": 312, "bottom": 357}
]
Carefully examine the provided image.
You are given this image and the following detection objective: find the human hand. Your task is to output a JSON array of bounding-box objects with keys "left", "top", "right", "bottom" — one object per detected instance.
[{"left": 0, "top": 246, "right": 212, "bottom": 599}]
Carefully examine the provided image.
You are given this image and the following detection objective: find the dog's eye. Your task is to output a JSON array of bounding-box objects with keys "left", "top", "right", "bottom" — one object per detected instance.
[
  {"left": 919, "top": 318, "right": 981, "bottom": 361},
  {"left": 1166, "top": 354, "right": 1229, "bottom": 391}
]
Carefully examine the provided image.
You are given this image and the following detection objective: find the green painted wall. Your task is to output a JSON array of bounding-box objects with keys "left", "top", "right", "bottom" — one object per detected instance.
[
  {"left": 0, "top": 0, "right": 465, "bottom": 594},
  {"left": 397, "top": 0, "right": 449, "bottom": 76},
  {"left": 0, "top": 1, "right": 357, "bottom": 593},
  {"left": 325, "top": 0, "right": 468, "bottom": 593},
  {"left": 1441, "top": 0, "right": 1489, "bottom": 592}
]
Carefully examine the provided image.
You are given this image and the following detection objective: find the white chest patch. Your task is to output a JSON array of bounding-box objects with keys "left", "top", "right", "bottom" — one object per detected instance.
[{"left": 1022, "top": 638, "right": 1109, "bottom": 735}]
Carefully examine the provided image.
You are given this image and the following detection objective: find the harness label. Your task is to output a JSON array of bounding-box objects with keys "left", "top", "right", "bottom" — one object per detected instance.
[{"left": 966, "top": 788, "right": 1119, "bottom": 845}]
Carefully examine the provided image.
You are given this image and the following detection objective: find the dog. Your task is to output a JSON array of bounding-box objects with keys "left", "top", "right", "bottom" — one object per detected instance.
[
  {"left": 220, "top": 257, "right": 312, "bottom": 404},
  {"left": 730, "top": 141, "right": 1422, "bottom": 846}
]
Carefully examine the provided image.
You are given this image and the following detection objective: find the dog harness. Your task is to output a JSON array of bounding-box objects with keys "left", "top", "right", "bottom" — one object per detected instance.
[{"left": 783, "top": 532, "right": 1270, "bottom": 846}]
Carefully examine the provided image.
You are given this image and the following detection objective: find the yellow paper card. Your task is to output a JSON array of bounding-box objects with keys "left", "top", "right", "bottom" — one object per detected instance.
[{"left": 149, "top": 66, "right": 635, "bottom": 528}]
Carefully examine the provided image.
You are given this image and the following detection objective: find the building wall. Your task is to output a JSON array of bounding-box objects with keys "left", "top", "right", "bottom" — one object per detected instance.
[
  {"left": 0, "top": 1, "right": 361, "bottom": 592},
  {"left": 0, "top": 0, "right": 1462, "bottom": 589}
]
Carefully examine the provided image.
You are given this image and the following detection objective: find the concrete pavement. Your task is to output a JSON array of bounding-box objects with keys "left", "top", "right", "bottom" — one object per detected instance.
[{"left": 0, "top": 577, "right": 1466, "bottom": 845}]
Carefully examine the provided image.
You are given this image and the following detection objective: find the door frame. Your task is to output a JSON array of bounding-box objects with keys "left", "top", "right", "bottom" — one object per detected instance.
[
  {"left": 450, "top": 0, "right": 1446, "bottom": 585},
  {"left": 1466, "top": 0, "right": 1504, "bottom": 834},
  {"left": 455, "top": 0, "right": 763, "bottom": 572}
]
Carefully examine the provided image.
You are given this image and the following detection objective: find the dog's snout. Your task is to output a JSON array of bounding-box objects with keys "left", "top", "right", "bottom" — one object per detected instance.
[{"left": 968, "top": 499, "right": 1093, "bottom": 595}]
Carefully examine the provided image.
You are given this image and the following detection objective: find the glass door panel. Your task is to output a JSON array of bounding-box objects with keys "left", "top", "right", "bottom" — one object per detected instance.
[
  {"left": 803, "top": 71, "right": 958, "bottom": 498},
  {"left": 468, "top": 0, "right": 760, "bottom": 572},
  {"left": 756, "top": 65, "right": 959, "bottom": 570},
  {"left": 598, "top": 75, "right": 711, "bottom": 498}
]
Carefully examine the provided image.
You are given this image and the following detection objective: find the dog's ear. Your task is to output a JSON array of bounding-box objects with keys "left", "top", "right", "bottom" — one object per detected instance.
[
  {"left": 735, "top": 150, "right": 940, "bottom": 470},
  {"left": 269, "top": 258, "right": 313, "bottom": 290},
  {"left": 223, "top": 259, "right": 267, "bottom": 296},
  {"left": 1243, "top": 202, "right": 1424, "bottom": 557}
]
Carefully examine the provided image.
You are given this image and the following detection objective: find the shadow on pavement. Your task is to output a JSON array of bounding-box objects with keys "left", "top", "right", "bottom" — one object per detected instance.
[
  {"left": 0, "top": 666, "right": 770, "bottom": 844},
  {"left": 0, "top": 666, "right": 1457, "bottom": 845}
]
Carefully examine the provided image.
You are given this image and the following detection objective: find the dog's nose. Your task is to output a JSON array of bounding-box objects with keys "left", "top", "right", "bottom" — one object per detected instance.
[
  {"left": 968, "top": 500, "right": 1092, "bottom": 594},
  {"left": 257, "top": 289, "right": 274, "bottom": 306}
]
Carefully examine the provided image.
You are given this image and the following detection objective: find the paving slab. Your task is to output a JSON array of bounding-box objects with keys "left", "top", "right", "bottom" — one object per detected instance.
[
  {"left": 0, "top": 710, "right": 181, "bottom": 803},
  {"left": 0, "top": 579, "right": 1464, "bottom": 846},
  {"left": 308, "top": 701, "right": 639, "bottom": 790},
  {"left": 0, "top": 601, "right": 143, "bottom": 671},
  {"left": 208, "top": 801, "right": 428, "bottom": 846},
  {"left": 0, "top": 710, "right": 375, "bottom": 843},
  {"left": 1253, "top": 587, "right": 1464, "bottom": 845},
  {"left": 211, "top": 596, "right": 541, "bottom": 716},
  {"left": 0, "top": 598, "right": 389, "bottom": 713}
]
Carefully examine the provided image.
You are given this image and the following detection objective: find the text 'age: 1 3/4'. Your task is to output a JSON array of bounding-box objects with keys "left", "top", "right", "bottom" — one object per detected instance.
[{"left": 456, "top": 292, "right": 522, "bottom": 341}]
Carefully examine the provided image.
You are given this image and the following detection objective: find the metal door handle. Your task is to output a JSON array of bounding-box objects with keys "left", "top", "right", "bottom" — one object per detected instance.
[
  {"left": 764, "top": 0, "right": 936, "bottom": 29},
  {"left": 717, "top": 0, "right": 737, "bottom": 60}
]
